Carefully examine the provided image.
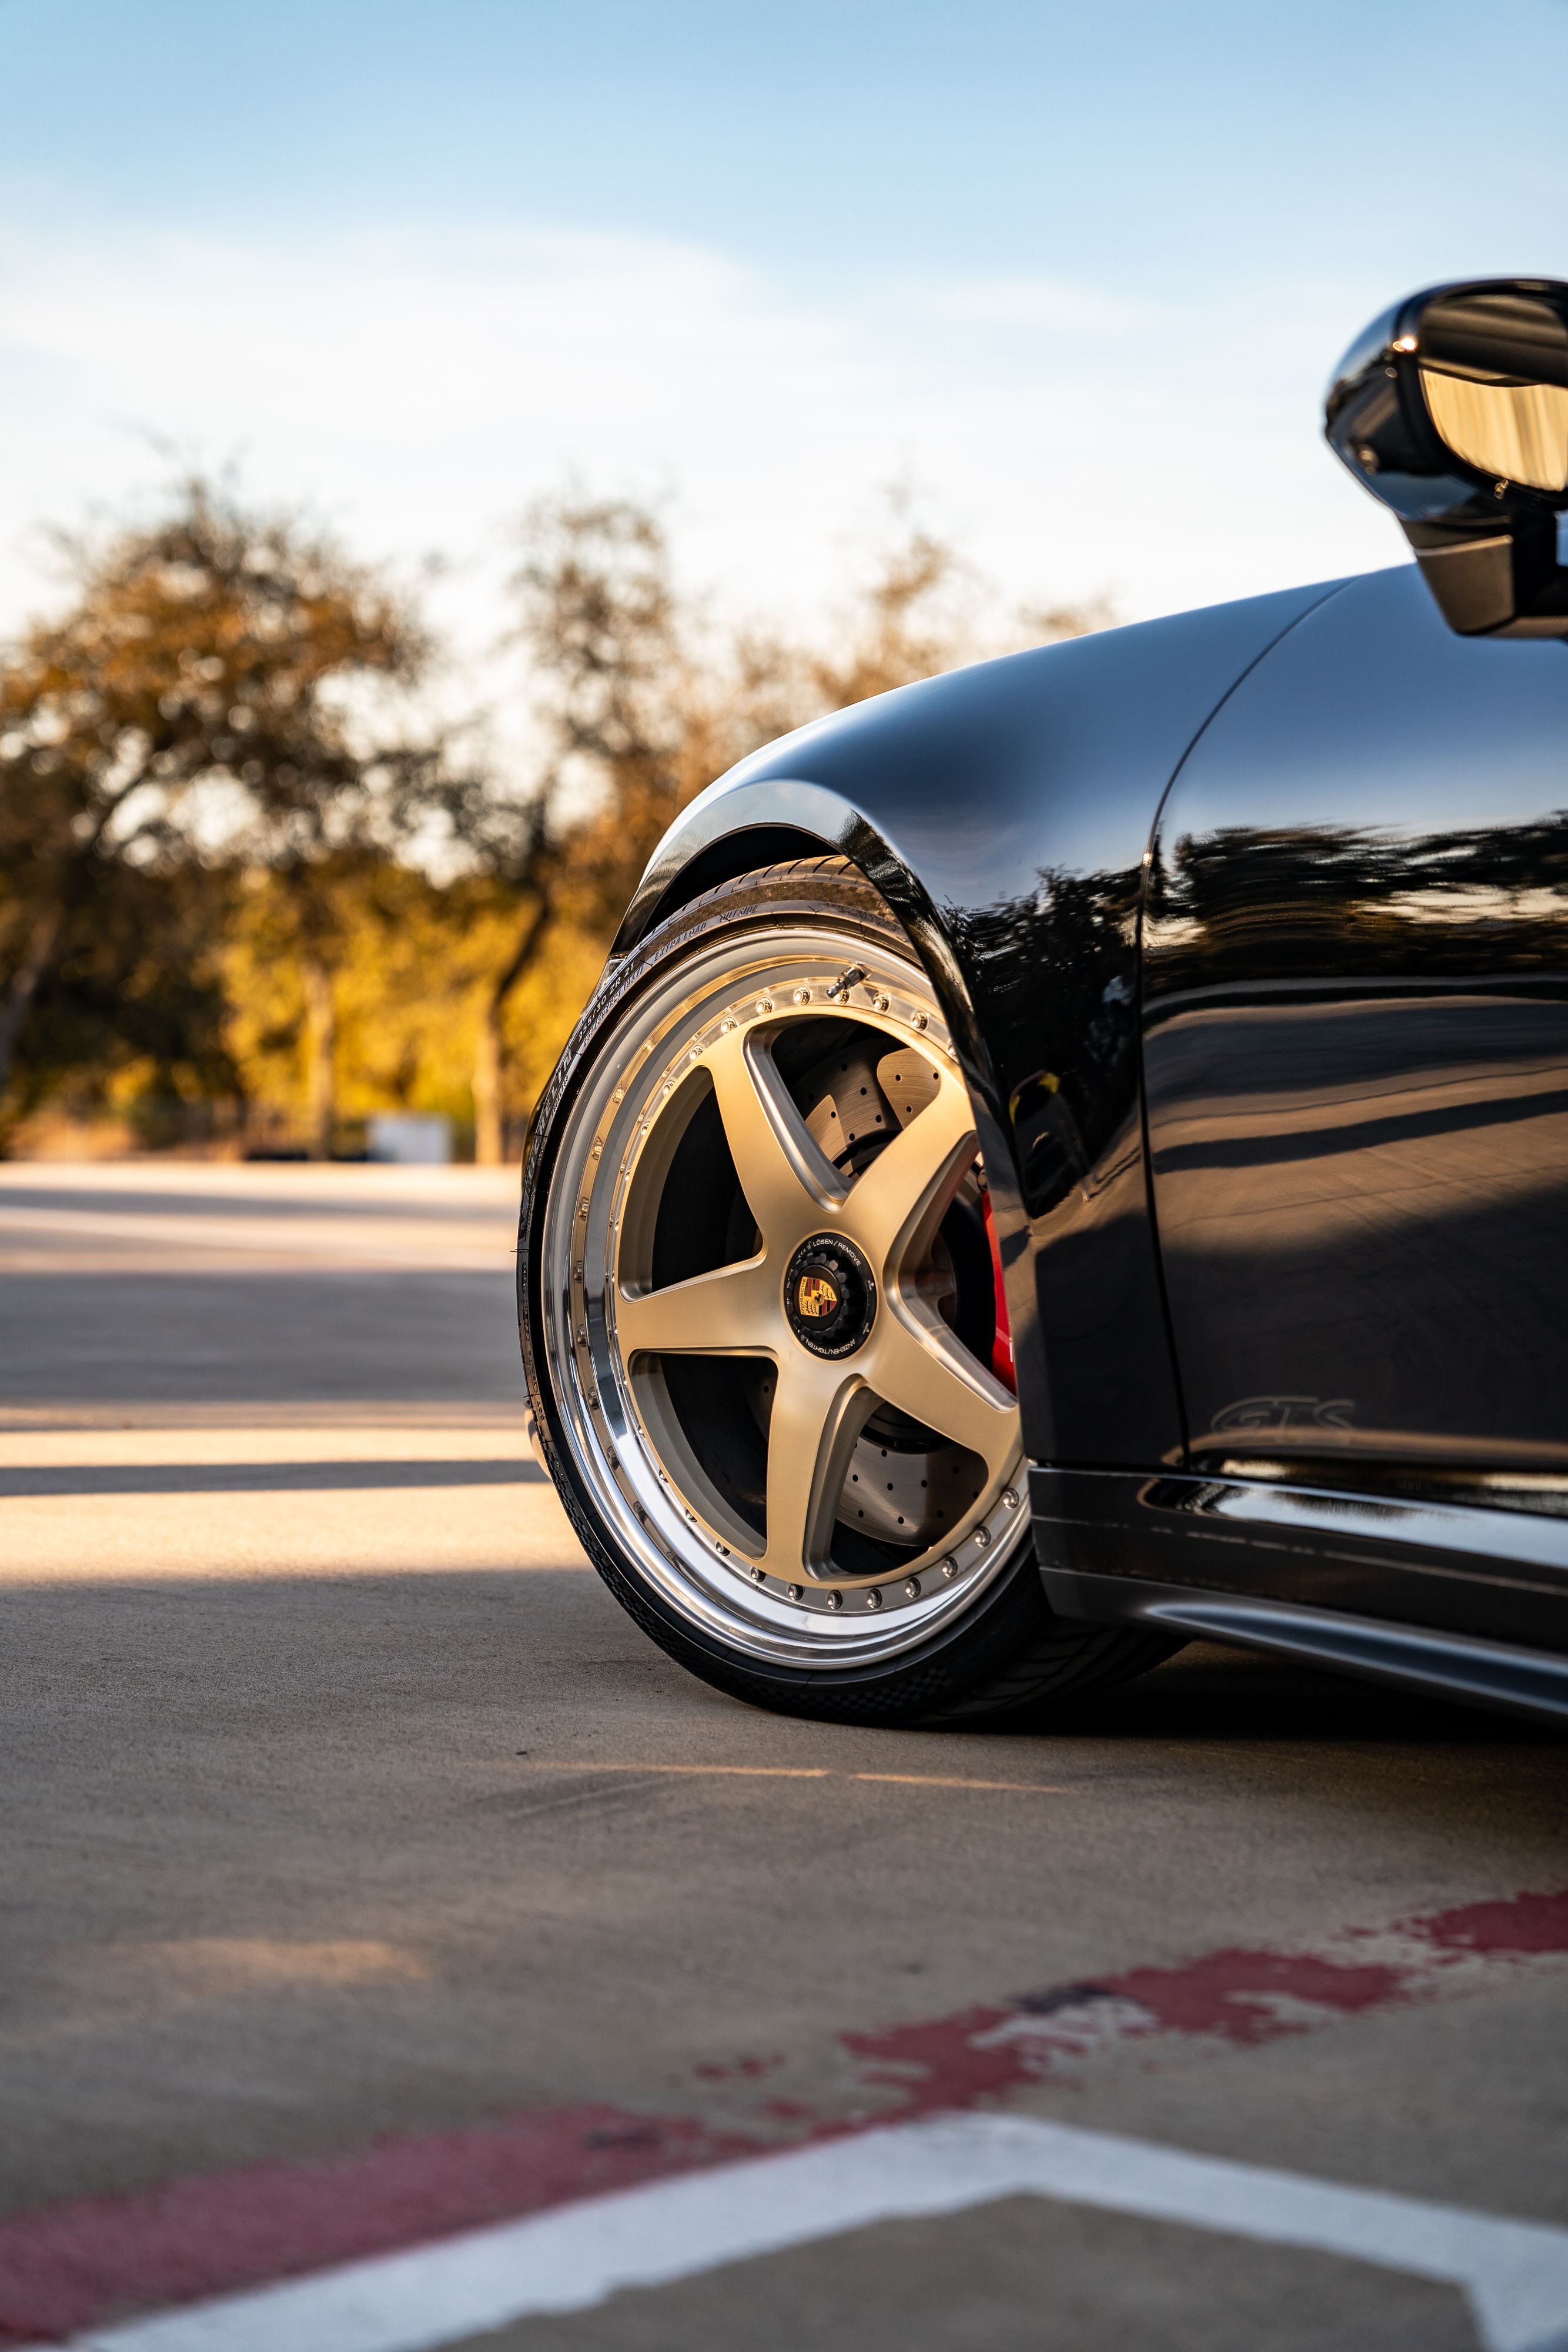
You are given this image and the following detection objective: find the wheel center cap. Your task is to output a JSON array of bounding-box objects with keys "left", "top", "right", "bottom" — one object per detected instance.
[{"left": 784, "top": 1235, "right": 877, "bottom": 1359}]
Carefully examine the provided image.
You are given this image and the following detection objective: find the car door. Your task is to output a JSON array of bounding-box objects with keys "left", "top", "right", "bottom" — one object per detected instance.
[{"left": 1142, "top": 562, "right": 1568, "bottom": 1509}]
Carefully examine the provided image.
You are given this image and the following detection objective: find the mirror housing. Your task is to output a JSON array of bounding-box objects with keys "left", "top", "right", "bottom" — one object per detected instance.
[{"left": 1325, "top": 278, "right": 1568, "bottom": 637}]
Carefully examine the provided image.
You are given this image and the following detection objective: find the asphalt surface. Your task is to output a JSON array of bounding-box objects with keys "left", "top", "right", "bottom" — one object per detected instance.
[{"left": 2, "top": 1162, "right": 1566, "bottom": 2350}]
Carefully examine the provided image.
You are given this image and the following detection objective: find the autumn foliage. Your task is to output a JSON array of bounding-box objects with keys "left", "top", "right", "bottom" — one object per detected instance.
[{"left": 0, "top": 480, "right": 1109, "bottom": 1161}]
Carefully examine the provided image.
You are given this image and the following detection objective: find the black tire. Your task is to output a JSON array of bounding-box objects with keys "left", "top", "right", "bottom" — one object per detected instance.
[{"left": 520, "top": 856, "right": 1178, "bottom": 1726}]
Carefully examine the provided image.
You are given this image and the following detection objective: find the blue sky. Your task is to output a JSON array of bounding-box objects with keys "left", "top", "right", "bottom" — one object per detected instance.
[{"left": 4, "top": 0, "right": 1567, "bottom": 666}]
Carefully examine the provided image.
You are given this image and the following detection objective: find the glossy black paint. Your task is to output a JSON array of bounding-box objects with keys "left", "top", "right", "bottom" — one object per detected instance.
[
  {"left": 603, "top": 517, "right": 1568, "bottom": 1715},
  {"left": 1144, "top": 564, "right": 1568, "bottom": 1536},
  {"left": 1030, "top": 1465, "right": 1568, "bottom": 1666},
  {"left": 1035, "top": 1552, "right": 1568, "bottom": 1729},
  {"left": 615, "top": 582, "right": 1338, "bottom": 1468}
]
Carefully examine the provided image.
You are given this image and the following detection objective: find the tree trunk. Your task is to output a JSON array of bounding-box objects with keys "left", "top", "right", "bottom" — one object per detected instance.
[
  {"left": 0, "top": 903, "right": 63, "bottom": 1110},
  {"left": 473, "top": 1001, "right": 503, "bottom": 1167},
  {"left": 302, "top": 956, "right": 336, "bottom": 1161},
  {"left": 470, "top": 896, "right": 553, "bottom": 1168}
]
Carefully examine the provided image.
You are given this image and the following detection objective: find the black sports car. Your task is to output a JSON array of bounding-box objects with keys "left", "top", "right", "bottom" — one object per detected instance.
[{"left": 520, "top": 277, "right": 1568, "bottom": 1729}]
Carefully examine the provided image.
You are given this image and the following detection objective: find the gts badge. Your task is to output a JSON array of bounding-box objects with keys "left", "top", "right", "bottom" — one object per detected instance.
[
  {"left": 797, "top": 1274, "right": 840, "bottom": 1319},
  {"left": 1212, "top": 1396, "right": 1355, "bottom": 1435}
]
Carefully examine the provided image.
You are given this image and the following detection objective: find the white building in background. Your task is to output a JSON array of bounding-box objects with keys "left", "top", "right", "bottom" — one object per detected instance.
[{"left": 367, "top": 1113, "right": 452, "bottom": 1165}]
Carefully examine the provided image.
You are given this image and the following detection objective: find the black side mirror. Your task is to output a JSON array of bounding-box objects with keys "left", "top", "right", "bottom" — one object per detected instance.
[{"left": 1325, "top": 278, "right": 1568, "bottom": 638}]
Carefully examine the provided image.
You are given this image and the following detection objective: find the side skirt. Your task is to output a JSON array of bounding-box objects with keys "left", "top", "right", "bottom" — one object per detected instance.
[{"left": 1031, "top": 1464, "right": 1568, "bottom": 1725}]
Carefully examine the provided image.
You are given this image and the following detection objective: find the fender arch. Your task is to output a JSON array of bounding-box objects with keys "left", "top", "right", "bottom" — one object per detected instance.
[{"left": 610, "top": 580, "right": 1349, "bottom": 1469}]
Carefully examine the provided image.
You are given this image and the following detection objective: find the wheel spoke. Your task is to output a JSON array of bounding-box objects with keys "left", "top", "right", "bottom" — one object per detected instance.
[
  {"left": 760, "top": 1358, "right": 875, "bottom": 1577},
  {"left": 706, "top": 1024, "right": 844, "bottom": 1255},
  {"left": 865, "top": 1313, "right": 1017, "bottom": 1484},
  {"left": 840, "top": 1067, "right": 977, "bottom": 1271},
  {"left": 615, "top": 1257, "right": 776, "bottom": 1356}
]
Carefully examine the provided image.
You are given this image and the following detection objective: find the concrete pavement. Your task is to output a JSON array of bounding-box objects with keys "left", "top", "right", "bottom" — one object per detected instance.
[{"left": 1, "top": 1161, "right": 1564, "bottom": 2349}]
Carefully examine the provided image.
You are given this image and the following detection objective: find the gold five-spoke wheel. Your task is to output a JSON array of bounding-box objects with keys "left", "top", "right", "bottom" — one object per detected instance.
[
  {"left": 536, "top": 886, "right": 1028, "bottom": 1673},
  {"left": 609, "top": 1009, "right": 1018, "bottom": 1586},
  {"left": 525, "top": 858, "right": 1181, "bottom": 1719}
]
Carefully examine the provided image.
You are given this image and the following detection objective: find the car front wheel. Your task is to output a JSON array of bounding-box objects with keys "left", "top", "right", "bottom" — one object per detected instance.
[{"left": 520, "top": 857, "right": 1175, "bottom": 1725}]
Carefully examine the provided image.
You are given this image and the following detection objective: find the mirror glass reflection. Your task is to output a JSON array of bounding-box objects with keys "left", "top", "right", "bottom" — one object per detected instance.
[
  {"left": 1419, "top": 367, "right": 1568, "bottom": 491},
  {"left": 1418, "top": 289, "right": 1568, "bottom": 492}
]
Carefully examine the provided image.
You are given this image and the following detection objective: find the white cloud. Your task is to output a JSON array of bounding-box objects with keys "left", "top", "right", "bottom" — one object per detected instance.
[
  {"left": 934, "top": 275, "right": 1155, "bottom": 333},
  {"left": 0, "top": 213, "right": 1400, "bottom": 690}
]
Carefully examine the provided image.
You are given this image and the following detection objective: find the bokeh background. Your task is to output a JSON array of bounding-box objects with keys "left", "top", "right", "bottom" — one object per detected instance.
[{"left": 4, "top": 0, "right": 1565, "bottom": 1160}]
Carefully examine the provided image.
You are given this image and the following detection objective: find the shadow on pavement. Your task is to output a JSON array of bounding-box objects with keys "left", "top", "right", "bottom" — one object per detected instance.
[{"left": 978, "top": 1642, "right": 1565, "bottom": 1748}]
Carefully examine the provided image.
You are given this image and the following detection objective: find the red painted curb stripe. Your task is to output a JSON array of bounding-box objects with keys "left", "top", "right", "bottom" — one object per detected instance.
[
  {"left": 0, "top": 2108, "right": 775, "bottom": 2347},
  {"left": 842, "top": 1887, "right": 1568, "bottom": 2093},
  {"left": 2, "top": 1886, "right": 1564, "bottom": 2345}
]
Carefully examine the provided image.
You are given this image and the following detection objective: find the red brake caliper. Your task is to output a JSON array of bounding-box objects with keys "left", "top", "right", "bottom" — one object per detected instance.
[{"left": 980, "top": 1182, "right": 1016, "bottom": 1393}]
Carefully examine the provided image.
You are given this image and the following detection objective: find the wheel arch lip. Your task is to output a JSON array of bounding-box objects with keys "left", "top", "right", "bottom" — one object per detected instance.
[
  {"left": 607, "top": 780, "right": 1025, "bottom": 1462},
  {"left": 616, "top": 776, "right": 1003, "bottom": 1165},
  {"left": 588, "top": 579, "right": 1358, "bottom": 1473}
]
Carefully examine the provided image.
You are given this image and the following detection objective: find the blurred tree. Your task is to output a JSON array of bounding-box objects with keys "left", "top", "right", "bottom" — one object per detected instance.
[
  {"left": 459, "top": 489, "right": 1118, "bottom": 1158},
  {"left": 437, "top": 775, "right": 554, "bottom": 1169},
  {"left": 0, "top": 479, "right": 454, "bottom": 1153},
  {"left": 2, "top": 855, "right": 239, "bottom": 1146},
  {"left": 514, "top": 493, "right": 698, "bottom": 914},
  {"left": 0, "top": 475, "right": 1115, "bottom": 1160},
  {"left": 465, "top": 490, "right": 808, "bottom": 1160},
  {"left": 808, "top": 511, "right": 978, "bottom": 709},
  {"left": 1018, "top": 590, "right": 1121, "bottom": 644},
  {"left": 809, "top": 493, "right": 1115, "bottom": 708},
  {"left": 467, "top": 841, "right": 552, "bottom": 1168},
  {"left": 453, "top": 495, "right": 701, "bottom": 1164}
]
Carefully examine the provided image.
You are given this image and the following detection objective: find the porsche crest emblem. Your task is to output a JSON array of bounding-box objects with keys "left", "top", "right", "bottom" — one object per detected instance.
[{"left": 796, "top": 1273, "right": 840, "bottom": 1319}]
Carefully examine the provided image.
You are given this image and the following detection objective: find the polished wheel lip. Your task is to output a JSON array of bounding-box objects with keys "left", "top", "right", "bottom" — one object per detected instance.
[{"left": 539, "top": 920, "right": 1031, "bottom": 1671}]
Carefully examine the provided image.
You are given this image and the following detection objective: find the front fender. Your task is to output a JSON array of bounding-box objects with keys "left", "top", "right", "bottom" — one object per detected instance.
[{"left": 614, "top": 580, "right": 1348, "bottom": 1468}]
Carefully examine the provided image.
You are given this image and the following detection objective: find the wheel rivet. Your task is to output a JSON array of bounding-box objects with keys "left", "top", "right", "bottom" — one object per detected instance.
[
  {"left": 912, "top": 1013, "right": 928, "bottom": 1032},
  {"left": 904, "top": 1578, "right": 921, "bottom": 1598},
  {"left": 750, "top": 1565, "right": 765, "bottom": 1582},
  {"left": 1004, "top": 1488, "right": 1019, "bottom": 1509},
  {"left": 826, "top": 1590, "right": 843, "bottom": 1611},
  {"left": 720, "top": 1018, "right": 737, "bottom": 1033},
  {"left": 874, "top": 994, "right": 890, "bottom": 1013},
  {"left": 793, "top": 987, "right": 811, "bottom": 1004},
  {"left": 941, "top": 1557, "right": 957, "bottom": 1579},
  {"left": 865, "top": 1588, "right": 882, "bottom": 1610},
  {"left": 591, "top": 1142, "right": 601, "bottom": 1158},
  {"left": 787, "top": 1584, "right": 803, "bottom": 1601},
  {"left": 755, "top": 998, "right": 774, "bottom": 1014},
  {"left": 975, "top": 1526, "right": 991, "bottom": 1549}
]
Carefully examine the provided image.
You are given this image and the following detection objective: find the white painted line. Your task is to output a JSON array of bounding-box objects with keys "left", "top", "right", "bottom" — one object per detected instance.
[
  {"left": 59, "top": 2113, "right": 1568, "bottom": 2352},
  {"left": 0, "top": 1206, "right": 511, "bottom": 1269},
  {"left": 0, "top": 1428, "right": 530, "bottom": 1470}
]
